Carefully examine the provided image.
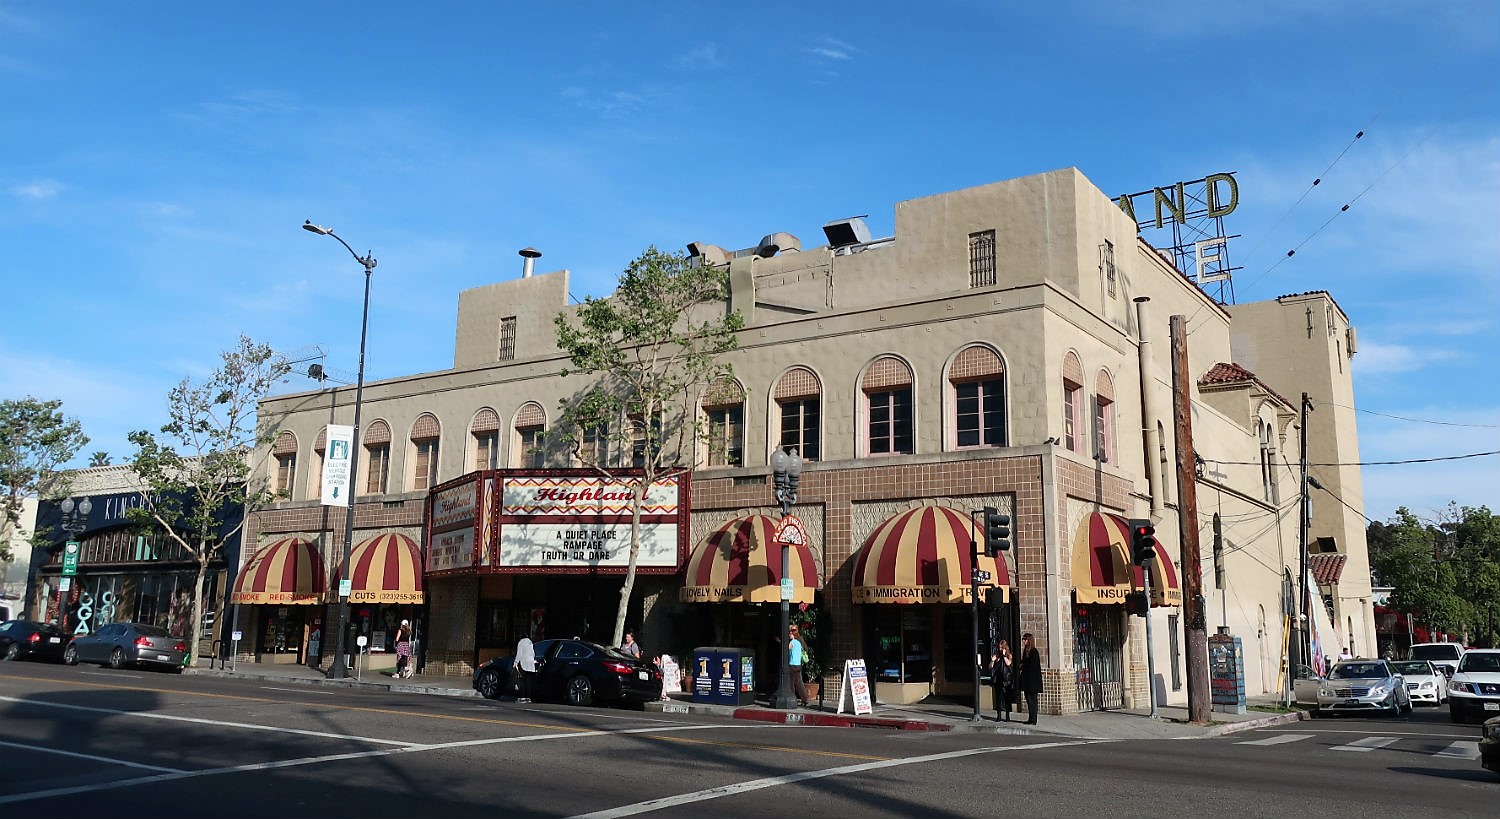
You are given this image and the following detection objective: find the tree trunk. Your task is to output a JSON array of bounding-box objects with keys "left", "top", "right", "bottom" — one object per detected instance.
[
  {"left": 613, "top": 478, "right": 645, "bottom": 648},
  {"left": 190, "top": 551, "right": 208, "bottom": 667}
]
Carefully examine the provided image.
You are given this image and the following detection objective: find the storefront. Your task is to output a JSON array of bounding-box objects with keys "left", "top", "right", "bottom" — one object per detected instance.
[
  {"left": 1070, "top": 511, "right": 1182, "bottom": 710},
  {"left": 337, "top": 532, "right": 425, "bottom": 672},
  {"left": 851, "top": 505, "right": 1014, "bottom": 705},
  {"left": 678, "top": 514, "right": 822, "bottom": 692},
  {"left": 229, "top": 537, "right": 326, "bottom": 664}
]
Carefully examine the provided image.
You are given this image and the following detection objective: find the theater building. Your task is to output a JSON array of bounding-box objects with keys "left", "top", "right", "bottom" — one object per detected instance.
[{"left": 249, "top": 167, "right": 1374, "bottom": 713}]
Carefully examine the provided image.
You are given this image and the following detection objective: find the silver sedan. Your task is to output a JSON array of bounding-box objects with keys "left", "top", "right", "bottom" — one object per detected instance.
[
  {"left": 1312, "top": 659, "right": 1413, "bottom": 717},
  {"left": 64, "top": 622, "right": 188, "bottom": 672}
]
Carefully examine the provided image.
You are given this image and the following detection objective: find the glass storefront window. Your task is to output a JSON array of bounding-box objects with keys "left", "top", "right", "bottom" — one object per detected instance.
[{"left": 863, "top": 607, "right": 932, "bottom": 684}]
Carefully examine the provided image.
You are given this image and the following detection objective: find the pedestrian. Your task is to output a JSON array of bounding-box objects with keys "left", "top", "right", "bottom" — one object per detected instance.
[
  {"left": 515, "top": 635, "right": 537, "bottom": 703},
  {"left": 620, "top": 630, "right": 642, "bottom": 658},
  {"left": 1337, "top": 646, "right": 1352, "bottom": 662},
  {"left": 394, "top": 620, "right": 413, "bottom": 679},
  {"left": 788, "top": 625, "right": 810, "bottom": 707},
  {"left": 990, "top": 640, "right": 1015, "bottom": 722},
  {"left": 1018, "top": 632, "right": 1042, "bottom": 725}
]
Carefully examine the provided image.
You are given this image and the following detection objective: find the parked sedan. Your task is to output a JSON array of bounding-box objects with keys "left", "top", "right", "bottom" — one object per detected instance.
[
  {"left": 1310, "top": 659, "right": 1413, "bottom": 717},
  {"left": 64, "top": 622, "right": 187, "bottom": 672},
  {"left": 473, "top": 639, "right": 661, "bottom": 707},
  {"left": 1391, "top": 659, "right": 1448, "bottom": 706},
  {"left": 0, "top": 620, "right": 70, "bottom": 663}
]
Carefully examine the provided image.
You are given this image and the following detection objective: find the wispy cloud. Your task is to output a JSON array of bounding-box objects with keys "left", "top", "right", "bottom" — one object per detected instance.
[
  {"left": 678, "top": 44, "right": 723, "bottom": 71},
  {"left": 1352, "top": 339, "right": 1456, "bottom": 376},
  {"left": 808, "top": 37, "right": 858, "bottom": 62},
  {"left": 10, "top": 179, "right": 63, "bottom": 199}
]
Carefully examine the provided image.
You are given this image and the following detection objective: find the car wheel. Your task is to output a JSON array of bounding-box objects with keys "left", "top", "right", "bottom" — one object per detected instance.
[
  {"left": 566, "top": 674, "right": 595, "bottom": 707},
  {"left": 63, "top": 645, "right": 78, "bottom": 666},
  {"left": 4, "top": 643, "right": 19, "bottom": 661},
  {"left": 1399, "top": 697, "right": 1413, "bottom": 716},
  {"left": 478, "top": 669, "right": 501, "bottom": 699},
  {"left": 109, "top": 648, "right": 126, "bottom": 670}
]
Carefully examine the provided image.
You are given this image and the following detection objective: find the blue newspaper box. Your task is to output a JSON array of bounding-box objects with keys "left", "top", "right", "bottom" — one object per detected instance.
[{"left": 691, "top": 646, "right": 756, "bottom": 706}]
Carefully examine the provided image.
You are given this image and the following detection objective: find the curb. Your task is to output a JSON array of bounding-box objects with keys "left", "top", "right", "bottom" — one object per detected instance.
[
  {"left": 1203, "top": 710, "right": 1307, "bottom": 736},
  {"left": 187, "top": 668, "right": 480, "bottom": 699},
  {"left": 731, "top": 707, "right": 951, "bottom": 731}
]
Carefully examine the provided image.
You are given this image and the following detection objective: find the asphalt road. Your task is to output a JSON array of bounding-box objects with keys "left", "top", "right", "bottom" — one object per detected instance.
[{"left": 2, "top": 661, "right": 1495, "bottom": 818}]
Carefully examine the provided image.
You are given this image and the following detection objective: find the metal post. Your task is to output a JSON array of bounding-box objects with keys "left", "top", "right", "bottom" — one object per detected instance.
[
  {"left": 1144, "top": 564, "right": 1158, "bottom": 719},
  {"left": 303, "top": 221, "right": 375, "bottom": 681},
  {"left": 769, "top": 448, "right": 800, "bottom": 710},
  {"left": 1297, "top": 392, "right": 1313, "bottom": 674},
  {"left": 969, "top": 510, "right": 982, "bottom": 723}
]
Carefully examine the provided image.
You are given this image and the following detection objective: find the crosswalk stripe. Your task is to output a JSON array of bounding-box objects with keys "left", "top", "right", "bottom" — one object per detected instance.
[
  {"left": 1332, "top": 736, "right": 1398, "bottom": 752},
  {"left": 1433, "top": 741, "right": 1480, "bottom": 760},
  {"left": 1236, "top": 733, "right": 1314, "bottom": 746}
]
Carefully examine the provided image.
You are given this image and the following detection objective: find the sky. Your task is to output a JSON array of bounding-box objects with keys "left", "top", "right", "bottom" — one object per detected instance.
[{"left": 1, "top": 1, "right": 1496, "bottom": 526}]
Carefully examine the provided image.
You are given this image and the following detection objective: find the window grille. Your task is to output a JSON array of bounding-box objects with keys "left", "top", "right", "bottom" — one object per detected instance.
[{"left": 969, "top": 230, "right": 996, "bottom": 288}]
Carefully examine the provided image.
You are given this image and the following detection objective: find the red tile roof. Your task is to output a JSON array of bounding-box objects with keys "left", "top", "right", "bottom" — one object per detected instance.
[
  {"left": 1198, "top": 362, "right": 1293, "bottom": 409},
  {"left": 1309, "top": 553, "right": 1347, "bottom": 587}
]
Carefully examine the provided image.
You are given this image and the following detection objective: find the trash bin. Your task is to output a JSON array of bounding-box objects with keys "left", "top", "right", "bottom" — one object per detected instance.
[{"left": 691, "top": 646, "right": 756, "bottom": 706}]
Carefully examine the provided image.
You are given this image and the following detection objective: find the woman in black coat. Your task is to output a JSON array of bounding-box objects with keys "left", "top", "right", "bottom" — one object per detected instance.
[
  {"left": 990, "top": 640, "right": 1015, "bottom": 722},
  {"left": 1018, "top": 632, "right": 1043, "bottom": 725}
]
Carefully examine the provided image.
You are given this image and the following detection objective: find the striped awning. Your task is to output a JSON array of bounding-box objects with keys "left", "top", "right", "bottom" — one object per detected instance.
[
  {"left": 336, "top": 533, "right": 425, "bottom": 604},
  {"left": 1071, "top": 512, "right": 1181, "bottom": 607},
  {"left": 680, "top": 515, "right": 819, "bottom": 604},
  {"left": 852, "top": 506, "right": 1012, "bottom": 604},
  {"left": 230, "top": 538, "right": 326, "bottom": 605}
]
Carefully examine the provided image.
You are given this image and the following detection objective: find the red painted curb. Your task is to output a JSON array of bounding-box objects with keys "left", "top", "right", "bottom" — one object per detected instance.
[{"left": 731, "top": 707, "right": 950, "bottom": 732}]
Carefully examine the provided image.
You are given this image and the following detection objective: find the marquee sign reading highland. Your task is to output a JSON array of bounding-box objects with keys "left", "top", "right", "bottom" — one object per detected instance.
[{"left": 424, "top": 469, "right": 689, "bottom": 576}]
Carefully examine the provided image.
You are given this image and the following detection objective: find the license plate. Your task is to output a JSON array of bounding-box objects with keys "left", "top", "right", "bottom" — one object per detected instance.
[
  {"left": 1485, "top": 702, "right": 1499, "bottom": 711},
  {"left": 48, "top": 637, "right": 61, "bottom": 643},
  {"left": 638, "top": 671, "right": 650, "bottom": 680},
  {"left": 1344, "top": 699, "right": 1360, "bottom": 706},
  {"left": 157, "top": 654, "right": 170, "bottom": 661}
]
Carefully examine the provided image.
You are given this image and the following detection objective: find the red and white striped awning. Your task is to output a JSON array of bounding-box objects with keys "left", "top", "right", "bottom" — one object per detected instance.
[
  {"left": 230, "top": 538, "right": 326, "bottom": 605},
  {"left": 679, "top": 515, "right": 819, "bottom": 604},
  {"left": 852, "top": 506, "right": 1012, "bottom": 604},
  {"left": 335, "top": 533, "right": 425, "bottom": 604},
  {"left": 1071, "top": 512, "right": 1181, "bottom": 607}
]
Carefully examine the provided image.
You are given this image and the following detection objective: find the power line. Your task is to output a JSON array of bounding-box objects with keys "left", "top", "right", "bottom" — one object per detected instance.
[
  {"left": 1324, "top": 402, "right": 1499, "bottom": 429},
  {"left": 1207, "top": 450, "right": 1499, "bottom": 467}
]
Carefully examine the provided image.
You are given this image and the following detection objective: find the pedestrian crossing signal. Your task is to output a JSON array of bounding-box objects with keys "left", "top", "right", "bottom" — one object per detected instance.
[{"left": 1125, "top": 590, "right": 1149, "bottom": 617}]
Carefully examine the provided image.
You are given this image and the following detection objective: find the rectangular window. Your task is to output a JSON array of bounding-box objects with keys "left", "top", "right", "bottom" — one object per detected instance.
[
  {"left": 969, "top": 230, "right": 996, "bottom": 288},
  {"left": 867, "top": 388, "right": 913, "bottom": 455},
  {"left": 1063, "top": 384, "right": 1081, "bottom": 452},
  {"left": 473, "top": 431, "right": 498, "bottom": 471},
  {"left": 955, "top": 379, "right": 1006, "bottom": 448},
  {"left": 1102, "top": 240, "right": 1117, "bottom": 299},
  {"left": 706, "top": 406, "right": 743, "bottom": 467},
  {"left": 275, "top": 453, "right": 297, "bottom": 498},
  {"left": 1092, "top": 397, "right": 1110, "bottom": 463},
  {"left": 580, "top": 423, "right": 609, "bottom": 467},
  {"left": 364, "top": 444, "right": 390, "bottom": 494},
  {"left": 413, "top": 439, "right": 439, "bottom": 491},
  {"left": 518, "top": 427, "right": 543, "bottom": 469},
  {"left": 779, "top": 398, "right": 820, "bottom": 462},
  {"left": 630, "top": 415, "right": 662, "bottom": 468},
  {"left": 498, "top": 316, "right": 517, "bottom": 361}
]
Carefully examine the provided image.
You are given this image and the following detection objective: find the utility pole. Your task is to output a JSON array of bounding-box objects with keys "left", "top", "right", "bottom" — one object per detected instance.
[
  {"left": 1297, "top": 392, "right": 1314, "bottom": 673},
  {"left": 1170, "top": 315, "right": 1210, "bottom": 724}
]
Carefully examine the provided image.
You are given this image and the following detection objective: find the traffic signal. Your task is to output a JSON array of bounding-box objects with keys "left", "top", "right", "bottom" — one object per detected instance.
[
  {"left": 983, "top": 507, "right": 1011, "bottom": 556},
  {"left": 1125, "top": 590, "right": 1149, "bottom": 617},
  {"left": 985, "top": 587, "right": 1006, "bottom": 608},
  {"left": 1128, "top": 519, "right": 1156, "bottom": 566}
]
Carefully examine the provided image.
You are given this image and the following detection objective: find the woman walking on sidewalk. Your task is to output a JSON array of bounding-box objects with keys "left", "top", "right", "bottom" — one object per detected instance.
[{"left": 394, "top": 620, "right": 413, "bottom": 679}]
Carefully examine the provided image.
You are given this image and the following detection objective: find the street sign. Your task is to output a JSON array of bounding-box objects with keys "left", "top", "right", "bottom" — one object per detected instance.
[
  {"left": 321, "top": 424, "right": 354, "bottom": 508},
  {"left": 780, "top": 578, "right": 794, "bottom": 602},
  {"left": 339, "top": 579, "right": 353, "bottom": 598},
  {"left": 62, "top": 541, "right": 80, "bottom": 576},
  {"left": 59, "top": 576, "right": 72, "bottom": 592},
  {"left": 972, "top": 569, "right": 991, "bottom": 583}
]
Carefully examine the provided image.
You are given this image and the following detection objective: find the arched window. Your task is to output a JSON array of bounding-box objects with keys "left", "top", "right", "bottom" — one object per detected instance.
[
  {"left": 310, "top": 427, "right": 327, "bottom": 500},
  {"left": 861, "top": 356, "right": 914, "bottom": 456},
  {"left": 702, "top": 378, "right": 745, "bottom": 467},
  {"left": 1094, "top": 370, "right": 1115, "bottom": 464},
  {"left": 772, "top": 367, "right": 821, "bottom": 462},
  {"left": 471, "top": 408, "right": 500, "bottom": 471},
  {"left": 949, "top": 345, "right": 1006, "bottom": 449},
  {"left": 273, "top": 431, "right": 298, "bottom": 499},
  {"left": 363, "top": 420, "right": 392, "bottom": 495},
  {"left": 1062, "top": 352, "right": 1084, "bottom": 454},
  {"left": 514, "top": 403, "right": 546, "bottom": 468},
  {"left": 410, "top": 413, "right": 441, "bottom": 491}
]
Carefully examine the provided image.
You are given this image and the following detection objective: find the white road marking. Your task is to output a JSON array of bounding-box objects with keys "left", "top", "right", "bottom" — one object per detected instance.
[
  {"left": 0, "top": 739, "right": 183, "bottom": 773},
  {"left": 0, "top": 695, "right": 413, "bottom": 746},
  {"left": 1258, "top": 727, "right": 1475, "bottom": 739},
  {"left": 1331, "top": 736, "right": 1398, "bottom": 752},
  {"left": 567, "top": 739, "right": 1114, "bottom": 819},
  {"left": 261, "top": 686, "right": 338, "bottom": 695},
  {"left": 1236, "top": 733, "right": 1314, "bottom": 746},
  {"left": 80, "top": 671, "right": 143, "bottom": 679},
  {"left": 1433, "top": 741, "right": 1480, "bottom": 760}
]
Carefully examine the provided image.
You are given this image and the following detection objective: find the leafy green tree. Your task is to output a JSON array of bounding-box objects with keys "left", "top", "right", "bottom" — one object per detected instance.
[
  {"left": 0, "top": 398, "right": 88, "bottom": 566},
  {"left": 126, "top": 337, "right": 290, "bottom": 659},
  {"left": 552, "top": 246, "right": 744, "bottom": 646},
  {"left": 1369, "top": 504, "right": 1500, "bottom": 647}
]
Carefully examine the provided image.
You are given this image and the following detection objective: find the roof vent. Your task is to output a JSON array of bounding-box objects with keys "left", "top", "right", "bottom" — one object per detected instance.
[
  {"left": 686, "top": 242, "right": 729, "bottom": 265},
  {"left": 822, "top": 216, "right": 872, "bottom": 248},
  {"left": 756, "top": 232, "right": 801, "bottom": 258},
  {"left": 519, "top": 247, "right": 541, "bottom": 278}
]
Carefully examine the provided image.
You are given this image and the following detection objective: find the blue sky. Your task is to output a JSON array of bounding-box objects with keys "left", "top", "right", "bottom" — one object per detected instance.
[{"left": 1, "top": 2, "right": 1495, "bottom": 525}]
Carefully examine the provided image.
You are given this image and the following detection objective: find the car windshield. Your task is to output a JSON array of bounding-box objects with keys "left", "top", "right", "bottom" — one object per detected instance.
[
  {"left": 1412, "top": 645, "right": 1462, "bottom": 660},
  {"left": 1458, "top": 653, "right": 1500, "bottom": 673},
  {"left": 1391, "top": 661, "right": 1431, "bottom": 676},
  {"left": 1332, "top": 662, "right": 1388, "bottom": 679}
]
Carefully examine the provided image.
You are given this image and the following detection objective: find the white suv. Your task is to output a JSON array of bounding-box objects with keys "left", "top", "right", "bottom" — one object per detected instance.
[
  {"left": 1411, "top": 642, "right": 1466, "bottom": 677},
  {"left": 1448, "top": 648, "right": 1500, "bottom": 724}
]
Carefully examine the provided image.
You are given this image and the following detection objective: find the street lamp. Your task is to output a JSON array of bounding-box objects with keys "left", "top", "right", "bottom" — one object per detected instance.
[
  {"left": 55, "top": 496, "right": 91, "bottom": 632},
  {"left": 769, "top": 447, "right": 802, "bottom": 710},
  {"left": 303, "top": 219, "right": 375, "bottom": 681}
]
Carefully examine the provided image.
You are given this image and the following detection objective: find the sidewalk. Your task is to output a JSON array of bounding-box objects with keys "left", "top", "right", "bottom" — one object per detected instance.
[{"left": 187, "top": 659, "right": 1303, "bottom": 740}]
